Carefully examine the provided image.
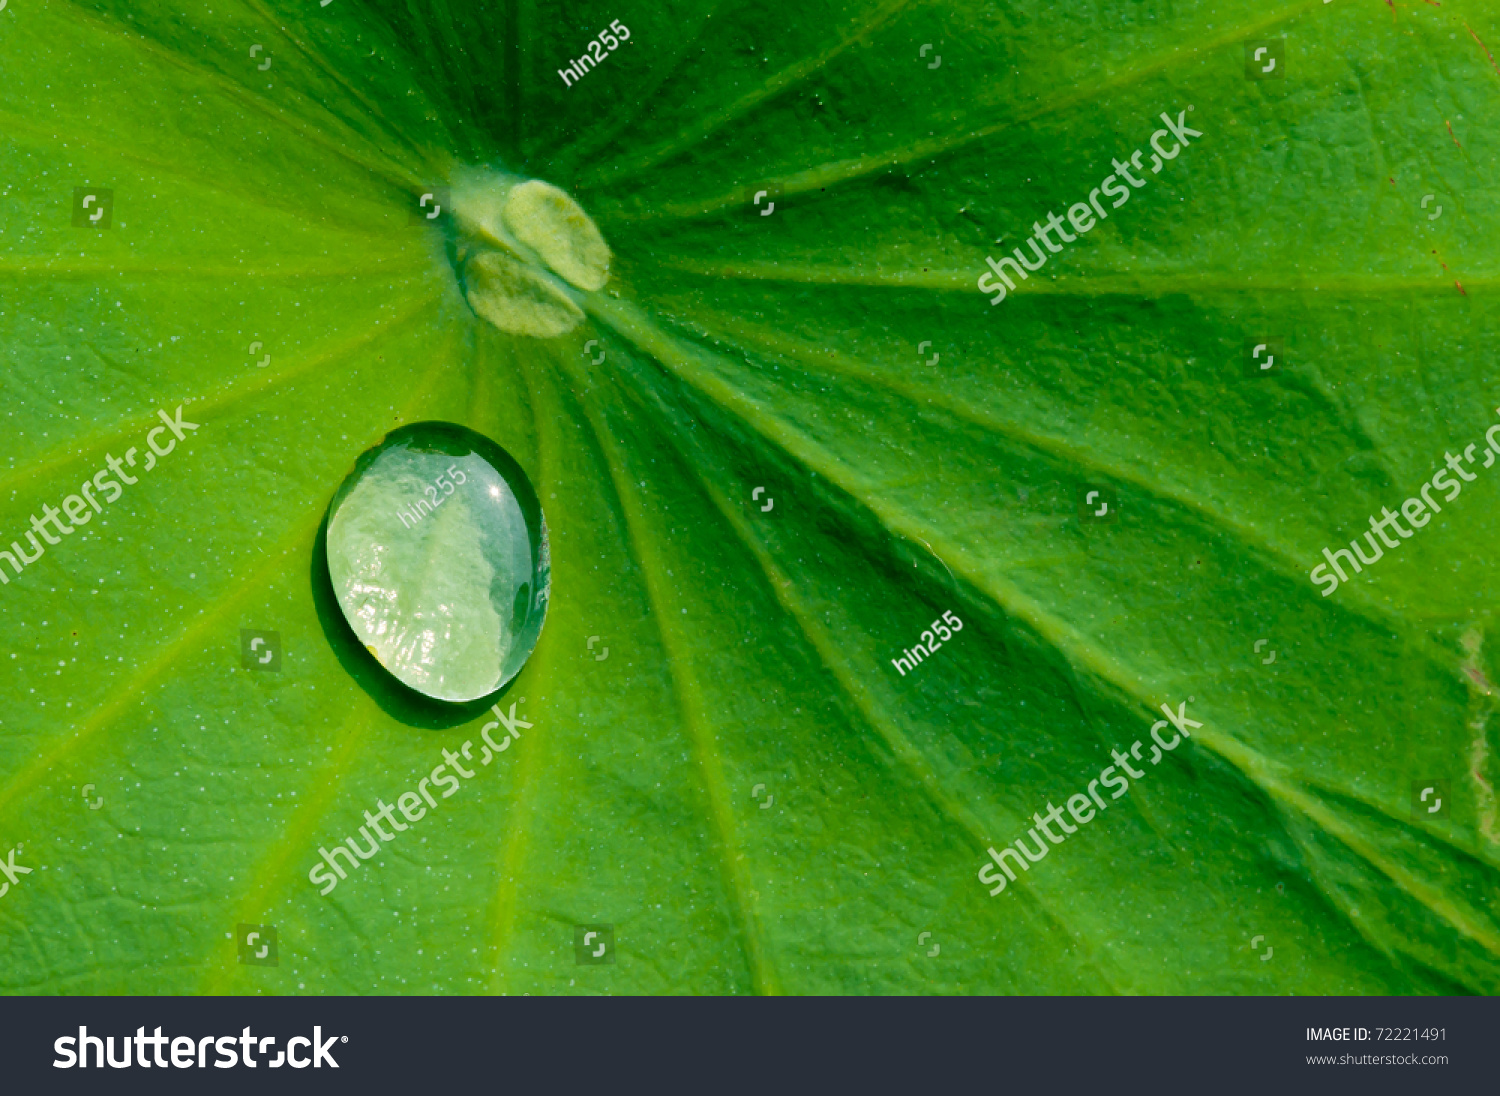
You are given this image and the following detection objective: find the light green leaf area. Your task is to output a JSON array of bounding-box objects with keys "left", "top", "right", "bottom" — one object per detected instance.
[{"left": 1, "top": 0, "right": 1497, "bottom": 994}]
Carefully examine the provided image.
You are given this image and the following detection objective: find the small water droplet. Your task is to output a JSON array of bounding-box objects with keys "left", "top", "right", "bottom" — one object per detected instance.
[{"left": 326, "top": 422, "right": 549, "bottom": 702}]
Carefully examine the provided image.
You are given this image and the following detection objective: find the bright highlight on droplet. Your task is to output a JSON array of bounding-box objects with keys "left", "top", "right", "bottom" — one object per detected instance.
[{"left": 325, "top": 422, "right": 549, "bottom": 702}]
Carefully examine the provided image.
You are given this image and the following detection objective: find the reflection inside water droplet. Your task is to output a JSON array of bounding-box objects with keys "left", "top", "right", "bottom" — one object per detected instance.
[{"left": 326, "top": 422, "right": 549, "bottom": 702}]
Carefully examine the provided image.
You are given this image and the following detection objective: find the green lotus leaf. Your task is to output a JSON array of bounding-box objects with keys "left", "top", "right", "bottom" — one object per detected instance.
[{"left": 0, "top": 0, "right": 1496, "bottom": 995}]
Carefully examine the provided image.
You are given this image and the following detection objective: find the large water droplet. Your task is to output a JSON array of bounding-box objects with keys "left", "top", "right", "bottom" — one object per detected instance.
[{"left": 326, "top": 422, "right": 549, "bottom": 702}]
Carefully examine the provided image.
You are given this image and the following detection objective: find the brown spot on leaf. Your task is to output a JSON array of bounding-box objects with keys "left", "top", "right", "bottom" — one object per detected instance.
[{"left": 1466, "top": 22, "right": 1500, "bottom": 78}]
